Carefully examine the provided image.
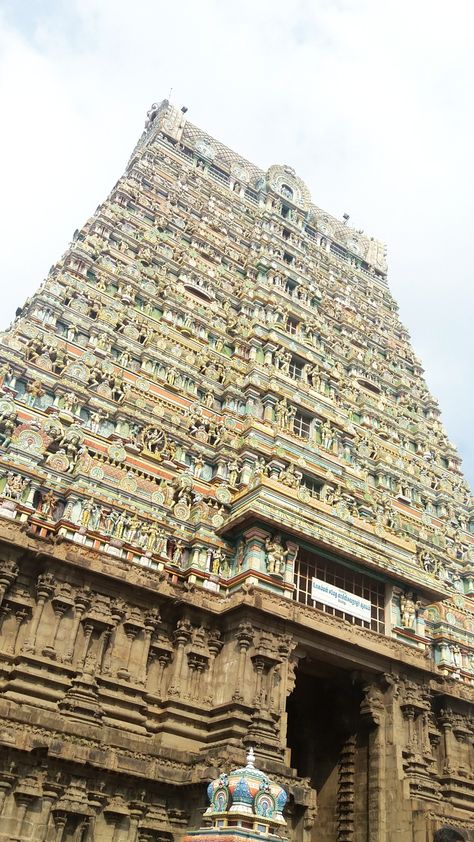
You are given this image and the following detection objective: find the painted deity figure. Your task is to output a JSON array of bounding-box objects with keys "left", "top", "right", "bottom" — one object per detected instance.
[
  {"left": 25, "top": 380, "right": 44, "bottom": 407},
  {"left": 0, "top": 362, "right": 14, "bottom": 389},
  {"left": 2, "top": 472, "right": 30, "bottom": 501},
  {"left": 61, "top": 391, "right": 78, "bottom": 414},
  {"left": 227, "top": 459, "right": 241, "bottom": 487},
  {"left": 39, "top": 490, "right": 57, "bottom": 519},
  {"left": 279, "top": 463, "right": 301, "bottom": 489},
  {"left": 172, "top": 539, "right": 185, "bottom": 567},
  {"left": 250, "top": 457, "right": 267, "bottom": 485},
  {"left": 114, "top": 510, "right": 130, "bottom": 540},
  {"left": 451, "top": 645, "right": 463, "bottom": 669},
  {"left": 143, "top": 427, "right": 165, "bottom": 454},
  {"left": 400, "top": 591, "right": 419, "bottom": 630},
  {"left": 104, "top": 509, "right": 118, "bottom": 535},
  {"left": 320, "top": 420, "right": 334, "bottom": 450},
  {"left": 153, "top": 529, "right": 167, "bottom": 556},
  {"left": 274, "top": 398, "right": 294, "bottom": 431},
  {"left": 80, "top": 498, "right": 96, "bottom": 528},
  {"left": 0, "top": 405, "right": 17, "bottom": 447},
  {"left": 211, "top": 547, "right": 226, "bottom": 575},
  {"left": 265, "top": 533, "right": 289, "bottom": 576},
  {"left": 193, "top": 456, "right": 205, "bottom": 478},
  {"left": 57, "top": 432, "right": 83, "bottom": 471},
  {"left": 88, "top": 410, "right": 105, "bottom": 434}
]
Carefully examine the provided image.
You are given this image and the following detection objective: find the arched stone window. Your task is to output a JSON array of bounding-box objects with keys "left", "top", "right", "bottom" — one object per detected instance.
[{"left": 281, "top": 183, "right": 294, "bottom": 200}]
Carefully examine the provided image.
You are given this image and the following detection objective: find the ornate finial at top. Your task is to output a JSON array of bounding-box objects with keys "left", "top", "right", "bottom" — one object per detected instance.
[
  {"left": 143, "top": 99, "right": 186, "bottom": 143},
  {"left": 145, "top": 101, "right": 167, "bottom": 130},
  {"left": 246, "top": 746, "right": 256, "bottom": 769}
]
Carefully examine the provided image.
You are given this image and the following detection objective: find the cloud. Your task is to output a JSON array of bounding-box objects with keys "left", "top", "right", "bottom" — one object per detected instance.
[{"left": 0, "top": 0, "right": 472, "bottom": 485}]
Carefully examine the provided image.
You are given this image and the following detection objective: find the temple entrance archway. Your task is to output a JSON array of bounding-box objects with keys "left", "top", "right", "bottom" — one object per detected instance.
[{"left": 286, "top": 656, "right": 367, "bottom": 842}]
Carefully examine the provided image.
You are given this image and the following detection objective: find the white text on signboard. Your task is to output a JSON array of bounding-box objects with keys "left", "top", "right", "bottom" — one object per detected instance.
[{"left": 311, "top": 577, "right": 372, "bottom": 623}]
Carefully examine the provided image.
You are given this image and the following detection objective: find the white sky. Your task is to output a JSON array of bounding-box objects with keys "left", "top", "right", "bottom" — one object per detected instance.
[{"left": 0, "top": 0, "right": 473, "bottom": 487}]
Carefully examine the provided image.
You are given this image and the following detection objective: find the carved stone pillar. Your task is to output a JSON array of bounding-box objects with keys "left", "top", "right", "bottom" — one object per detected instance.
[
  {"left": 0, "top": 557, "right": 18, "bottom": 607},
  {"left": 14, "top": 773, "right": 42, "bottom": 838},
  {"left": 248, "top": 341, "right": 261, "bottom": 363},
  {"left": 399, "top": 680, "right": 438, "bottom": 799},
  {"left": 262, "top": 394, "right": 277, "bottom": 422},
  {"left": 15, "top": 799, "right": 31, "bottom": 837},
  {"left": 187, "top": 652, "right": 208, "bottom": 699},
  {"left": 168, "top": 618, "right": 192, "bottom": 696},
  {"left": 62, "top": 496, "right": 79, "bottom": 522},
  {"left": 0, "top": 773, "right": 15, "bottom": 819},
  {"left": 83, "top": 792, "right": 105, "bottom": 842},
  {"left": 2, "top": 603, "right": 29, "bottom": 655},
  {"left": 90, "top": 622, "right": 112, "bottom": 673},
  {"left": 437, "top": 640, "right": 452, "bottom": 666},
  {"left": 360, "top": 679, "right": 387, "bottom": 842},
  {"left": 150, "top": 646, "right": 173, "bottom": 697},
  {"left": 206, "top": 629, "right": 223, "bottom": 703},
  {"left": 232, "top": 622, "right": 253, "bottom": 702},
  {"left": 79, "top": 621, "right": 95, "bottom": 668},
  {"left": 75, "top": 817, "right": 90, "bottom": 842},
  {"left": 23, "top": 572, "right": 55, "bottom": 653},
  {"left": 215, "top": 459, "right": 227, "bottom": 480},
  {"left": 415, "top": 605, "right": 426, "bottom": 638},
  {"left": 439, "top": 708, "right": 457, "bottom": 775},
  {"left": 243, "top": 526, "right": 269, "bottom": 573},
  {"left": 138, "top": 609, "right": 161, "bottom": 685},
  {"left": 252, "top": 655, "right": 266, "bottom": 706},
  {"left": 263, "top": 344, "right": 276, "bottom": 369},
  {"left": 40, "top": 783, "right": 61, "bottom": 842},
  {"left": 65, "top": 589, "right": 91, "bottom": 663},
  {"left": 284, "top": 540, "right": 298, "bottom": 585},
  {"left": 252, "top": 632, "right": 279, "bottom": 703},
  {"left": 129, "top": 804, "right": 145, "bottom": 842},
  {"left": 274, "top": 637, "right": 298, "bottom": 742},
  {"left": 52, "top": 811, "right": 68, "bottom": 842},
  {"left": 101, "top": 600, "right": 126, "bottom": 674},
  {"left": 43, "top": 590, "right": 73, "bottom": 660},
  {"left": 240, "top": 457, "right": 254, "bottom": 486},
  {"left": 403, "top": 704, "right": 417, "bottom": 751},
  {"left": 103, "top": 796, "right": 130, "bottom": 842},
  {"left": 245, "top": 632, "right": 286, "bottom": 759},
  {"left": 118, "top": 617, "right": 144, "bottom": 681},
  {"left": 0, "top": 600, "right": 9, "bottom": 645}
]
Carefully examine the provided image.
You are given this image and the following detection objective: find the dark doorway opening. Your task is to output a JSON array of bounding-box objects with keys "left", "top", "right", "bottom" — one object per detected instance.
[{"left": 286, "top": 658, "right": 365, "bottom": 842}]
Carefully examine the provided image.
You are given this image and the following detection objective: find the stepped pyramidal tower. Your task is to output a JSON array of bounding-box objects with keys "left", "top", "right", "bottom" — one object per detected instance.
[{"left": 0, "top": 99, "right": 472, "bottom": 842}]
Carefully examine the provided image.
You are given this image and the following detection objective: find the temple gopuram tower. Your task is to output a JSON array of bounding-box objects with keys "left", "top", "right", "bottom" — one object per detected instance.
[{"left": 0, "top": 99, "right": 472, "bottom": 841}]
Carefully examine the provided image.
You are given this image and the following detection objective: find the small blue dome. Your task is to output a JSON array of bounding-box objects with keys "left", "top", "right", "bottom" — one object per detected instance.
[
  {"left": 204, "top": 748, "right": 288, "bottom": 827},
  {"left": 276, "top": 789, "right": 288, "bottom": 810},
  {"left": 233, "top": 776, "right": 252, "bottom": 804}
]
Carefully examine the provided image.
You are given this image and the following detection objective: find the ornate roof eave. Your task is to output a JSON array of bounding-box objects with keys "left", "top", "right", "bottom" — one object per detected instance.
[
  {"left": 217, "top": 478, "right": 450, "bottom": 601},
  {"left": 0, "top": 507, "right": 462, "bottom": 683}
]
